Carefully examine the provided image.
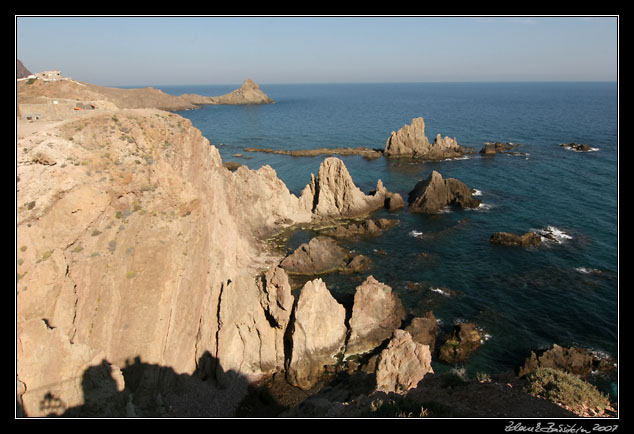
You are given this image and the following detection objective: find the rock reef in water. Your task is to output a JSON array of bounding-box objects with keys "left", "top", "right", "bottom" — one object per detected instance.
[
  {"left": 560, "top": 142, "right": 596, "bottom": 152},
  {"left": 438, "top": 323, "right": 482, "bottom": 364},
  {"left": 480, "top": 141, "right": 524, "bottom": 155},
  {"left": 489, "top": 231, "right": 543, "bottom": 247},
  {"left": 408, "top": 170, "right": 481, "bottom": 214},
  {"left": 384, "top": 117, "right": 468, "bottom": 160}
]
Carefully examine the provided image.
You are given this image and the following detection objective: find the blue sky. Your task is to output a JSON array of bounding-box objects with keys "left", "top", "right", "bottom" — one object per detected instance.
[{"left": 16, "top": 16, "right": 618, "bottom": 86}]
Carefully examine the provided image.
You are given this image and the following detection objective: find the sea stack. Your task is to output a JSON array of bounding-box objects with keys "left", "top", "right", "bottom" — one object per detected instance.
[
  {"left": 384, "top": 117, "right": 466, "bottom": 160},
  {"left": 408, "top": 170, "right": 481, "bottom": 213}
]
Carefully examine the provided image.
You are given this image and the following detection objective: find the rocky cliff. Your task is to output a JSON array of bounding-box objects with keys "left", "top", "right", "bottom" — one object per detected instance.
[
  {"left": 16, "top": 108, "right": 307, "bottom": 416},
  {"left": 16, "top": 103, "right": 405, "bottom": 416}
]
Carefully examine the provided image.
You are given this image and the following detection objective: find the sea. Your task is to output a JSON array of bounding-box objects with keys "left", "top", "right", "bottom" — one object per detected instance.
[{"left": 161, "top": 82, "right": 618, "bottom": 397}]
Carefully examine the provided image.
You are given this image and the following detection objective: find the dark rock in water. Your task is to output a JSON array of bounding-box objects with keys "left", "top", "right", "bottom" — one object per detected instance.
[
  {"left": 560, "top": 142, "right": 594, "bottom": 152},
  {"left": 517, "top": 344, "right": 616, "bottom": 378},
  {"left": 480, "top": 141, "right": 522, "bottom": 155},
  {"left": 438, "top": 323, "right": 482, "bottom": 364},
  {"left": 489, "top": 231, "right": 542, "bottom": 247},
  {"left": 404, "top": 311, "right": 439, "bottom": 354},
  {"left": 408, "top": 170, "right": 481, "bottom": 214},
  {"left": 279, "top": 236, "right": 370, "bottom": 275}
]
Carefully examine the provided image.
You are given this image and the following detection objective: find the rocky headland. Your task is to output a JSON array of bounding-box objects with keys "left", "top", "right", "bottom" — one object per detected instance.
[{"left": 16, "top": 75, "right": 616, "bottom": 419}]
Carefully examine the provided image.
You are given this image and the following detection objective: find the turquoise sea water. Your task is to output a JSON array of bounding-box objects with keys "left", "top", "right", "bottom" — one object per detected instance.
[{"left": 165, "top": 82, "right": 617, "bottom": 395}]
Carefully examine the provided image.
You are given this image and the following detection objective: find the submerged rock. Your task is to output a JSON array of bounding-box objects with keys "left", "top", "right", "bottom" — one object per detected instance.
[
  {"left": 384, "top": 117, "right": 467, "bottom": 160},
  {"left": 286, "top": 279, "right": 347, "bottom": 390},
  {"left": 345, "top": 276, "right": 406, "bottom": 358},
  {"left": 408, "top": 170, "right": 481, "bottom": 214}
]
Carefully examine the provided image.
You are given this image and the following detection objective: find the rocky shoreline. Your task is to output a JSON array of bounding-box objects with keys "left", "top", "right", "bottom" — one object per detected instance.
[{"left": 16, "top": 77, "right": 616, "bottom": 419}]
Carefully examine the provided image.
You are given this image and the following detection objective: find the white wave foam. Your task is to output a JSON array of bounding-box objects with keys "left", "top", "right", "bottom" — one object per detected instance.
[
  {"left": 575, "top": 266, "right": 602, "bottom": 275},
  {"left": 472, "top": 189, "right": 482, "bottom": 196},
  {"left": 430, "top": 287, "right": 451, "bottom": 297},
  {"left": 408, "top": 230, "right": 424, "bottom": 239},
  {"left": 535, "top": 226, "right": 572, "bottom": 244}
]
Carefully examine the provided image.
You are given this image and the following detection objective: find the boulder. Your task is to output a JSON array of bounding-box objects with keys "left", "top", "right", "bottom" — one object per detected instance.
[
  {"left": 517, "top": 344, "right": 616, "bottom": 378},
  {"left": 384, "top": 117, "right": 466, "bottom": 160},
  {"left": 286, "top": 279, "right": 347, "bottom": 390},
  {"left": 345, "top": 276, "right": 406, "bottom": 357},
  {"left": 489, "top": 231, "right": 543, "bottom": 247},
  {"left": 299, "top": 157, "right": 389, "bottom": 218},
  {"left": 408, "top": 170, "right": 481, "bottom": 214},
  {"left": 374, "top": 329, "right": 434, "bottom": 394},
  {"left": 404, "top": 311, "right": 439, "bottom": 353},
  {"left": 438, "top": 323, "right": 482, "bottom": 364},
  {"left": 279, "top": 236, "right": 370, "bottom": 275}
]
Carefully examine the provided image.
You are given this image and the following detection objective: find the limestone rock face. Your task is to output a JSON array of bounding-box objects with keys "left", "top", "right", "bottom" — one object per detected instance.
[
  {"left": 345, "top": 276, "right": 406, "bottom": 357},
  {"left": 375, "top": 330, "right": 434, "bottom": 394},
  {"left": 408, "top": 170, "right": 481, "bottom": 213},
  {"left": 384, "top": 117, "right": 465, "bottom": 160},
  {"left": 16, "top": 109, "right": 307, "bottom": 416},
  {"left": 286, "top": 279, "right": 347, "bottom": 390},
  {"left": 299, "top": 157, "right": 388, "bottom": 218}
]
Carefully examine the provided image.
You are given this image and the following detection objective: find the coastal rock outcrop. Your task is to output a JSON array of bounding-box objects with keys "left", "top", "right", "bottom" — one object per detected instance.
[
  {"left": 298, "top": 157, "right": 389, "bottom": 218},
  {"left": 286, "top": 279, "right": 348, "bottom": 390},
  {"left": 438, "top": 323, "right": 482, "bottom": 364},
  {"left": 408, "top": 170, "right": 481, "bottom": 213},
  {"left": 279, "top": 236, "right": 370, "bottom": 275},
  {"left": 374, "top": 329, "right": 434, "bottom": 394},
  {"left": 517, "top": 344, "right": 616, "bottom": 378},
  {"left": 384, "top": 117, "right": 467, "bottom": 160},
  {"left": 344, "top": 276, "right": 406, "bottom": 358}
]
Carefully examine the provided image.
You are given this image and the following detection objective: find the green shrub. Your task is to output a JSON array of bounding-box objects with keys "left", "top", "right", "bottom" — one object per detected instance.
[{"left": 526, "top": 367, "right": 611, "bottom": 414}]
